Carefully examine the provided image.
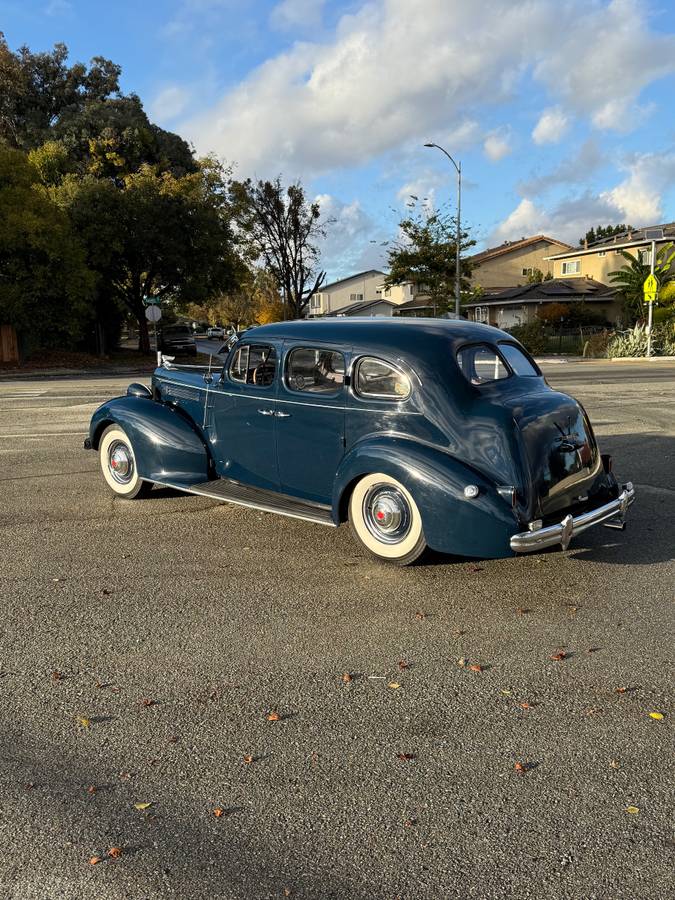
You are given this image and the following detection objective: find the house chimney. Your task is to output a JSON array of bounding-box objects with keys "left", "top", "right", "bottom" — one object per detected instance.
[
  {"left": 584, "top": 238, "right": 588, "bottom": 250},
  {"left": 627, "top": 229, "right": 633, "bottom": 241}
]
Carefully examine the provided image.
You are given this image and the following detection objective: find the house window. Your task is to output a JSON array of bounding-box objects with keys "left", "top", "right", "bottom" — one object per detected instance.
[
  {"left": 410, "top": 284, "right": 415, "bottom": 294},
  {"left": 521, "top": 267, "right": 534, "bottom": 277},
  {"left": 384, "top": 287, "right": 391, "bottom": 297},
  {"left": 310, "top": 294, "right": 322, "bottom": 310},
  {"left": 597, "top": 251, "right": 606, "bottom": 257},
  {"left": 561, "top": 260, "right": 581, "bottom": 275},
  {"left": 349, "top": 293, "right": 364, "bottom": 303},
  {"left": 474, "top": 306, "right": 489, "bottom": 324},
  {"left": 639, "top": 248, "right": 652, "bottom": 266}
]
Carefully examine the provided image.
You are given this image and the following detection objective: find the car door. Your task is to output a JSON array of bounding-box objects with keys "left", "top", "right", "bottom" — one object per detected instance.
[
  {"left": 275, "top": 342, "right": 349, "bottom": 504},
  {"left": 211, "top": 341, "right": 280, "bottom": 491}
]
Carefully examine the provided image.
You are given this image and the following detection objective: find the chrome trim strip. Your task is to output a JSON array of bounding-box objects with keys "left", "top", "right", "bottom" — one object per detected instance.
[
  {"left": 510, "top": 483, "right": 635, "bottom": 553},
  {"left": 149, "top": 480, "right": 338, "bottom": 527}
]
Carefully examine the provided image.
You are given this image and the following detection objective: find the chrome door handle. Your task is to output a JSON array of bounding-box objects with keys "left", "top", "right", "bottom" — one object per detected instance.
[
  {"left": 257, "top": 408, "right": 275, "bottom": 416},
  {"left": 275, "top": 411, "right": 291, "bottom": 418}
]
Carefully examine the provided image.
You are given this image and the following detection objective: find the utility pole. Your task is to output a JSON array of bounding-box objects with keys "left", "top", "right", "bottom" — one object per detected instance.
[
  {"left": 647, "top": 239, "right": 655, "bottom": 358},
  {"left": 424, "top": 142, "right": 462, "bottom": 317}
]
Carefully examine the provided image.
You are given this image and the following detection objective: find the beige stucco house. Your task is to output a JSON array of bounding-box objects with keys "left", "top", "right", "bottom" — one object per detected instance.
[
  {"left": 308, "top": 270, "right": 386, "bottom": 317},
  {"left": 545, "top": 223, "right": 675, "bottom": 284},
  {"left": 470, "top": 235, "right": 573, "bottom": 290}
]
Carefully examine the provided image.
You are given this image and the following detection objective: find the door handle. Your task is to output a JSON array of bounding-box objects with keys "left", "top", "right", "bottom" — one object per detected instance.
[
  {"left": 257, "top": 408, "right": 275, "bottom": 416},
  {"left": 275, "top": 411, "right": 291, "bottom": 418}
]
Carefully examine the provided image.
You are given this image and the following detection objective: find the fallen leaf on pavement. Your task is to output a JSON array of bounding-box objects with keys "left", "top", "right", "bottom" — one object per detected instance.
[
  {"left": 267, "top": 711, "right": 281, "bottom": 721},
  {"left": 519, "top": 702, "right": 532, "bottom": 710},
  {"left": 388, "top": 682, "right": 401, "bottom": 689},
  {"left": 649, "top": 712, "right": 664, "bottom": 720},
  {"left": 516, "top": 607, "right": 530, "bottom": 615},
  {"left": 51, "top": 671, "right": 63, "bottom": 682},
  {"left": 213, "top": 807, "right": 224, "bottom": 818},
  {"left": 609, "top": 759, "right": 620, "bottom": 769},
  {"left": 341, "top": 672, "right": 352, "bottom": 683},
  {"left": 457, "top": 657, "right": 467, "bottom": 668},
  {"left": 550, "top": 650, "right": 567, "bottom": 661},
  {"left": 500, "top": 689, "right": 512, "bottom": 696},
  {"left": 514, "top": 762, "right": 527, "bottom": 775},
  {"left": 466, "top": 564, "right": 483, "bottom": 573},
  {"left": 243, "top": 755, "right": 254, "bottom": 764},
  {"left": 415, "top": 611, "right": 426, "bottom": 620},
  {"left": 396, "top": 752, "right": 415, "bottom": 761},
  {"left": 469, "top": 664, "right": 483, "bottom": 673},
  {"left": 134, "top": 802, "right": 152, "bottom": 811},
  {"left": 615, "top": 687, "right": 627, "bottom": 694},
  {"left": 89, "top": 856, "right": 102, "bottom": 866},
  {"left": 76, "top": 716, "right": 91, "bottom": 729},
  {"left": 108, "top": 847, "right": 122, "bottom": 859},
  {"left": 140, "top": 698, "right": 156, "bottom": 708},
  {"left": 398, "top": 660, "right": 410, "bottom": 670},
  {"left": 87, "top": 785, "right": 97, "bottom": 795},
  {"left": 625, "top": 806, "right": 639, "bottom": 814}
]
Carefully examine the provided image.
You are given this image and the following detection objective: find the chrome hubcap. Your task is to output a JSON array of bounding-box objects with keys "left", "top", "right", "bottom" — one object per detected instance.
[
  {"left": 108, "top": 440, "right": 134, "bottom": 485},
  {"left": 363, "top": 486, "right": 411, "bottom": 544}
]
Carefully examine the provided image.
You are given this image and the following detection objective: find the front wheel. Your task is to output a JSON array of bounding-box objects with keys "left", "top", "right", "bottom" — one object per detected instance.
[
  {"left": 99, "top": 425, "right": 152, "bottom": 499},
  {"left": 348, "top": 473, "right": 427, "bottom": 565}
]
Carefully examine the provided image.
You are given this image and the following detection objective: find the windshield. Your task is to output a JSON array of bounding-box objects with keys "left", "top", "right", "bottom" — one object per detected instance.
[{"left": 164, "top": 326, "right": 191, "bottom": 336}]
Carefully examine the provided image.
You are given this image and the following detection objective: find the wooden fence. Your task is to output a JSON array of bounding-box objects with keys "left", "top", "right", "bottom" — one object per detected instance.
[{"left": 0, "top": 324, "right": 20, "bottom": 364}]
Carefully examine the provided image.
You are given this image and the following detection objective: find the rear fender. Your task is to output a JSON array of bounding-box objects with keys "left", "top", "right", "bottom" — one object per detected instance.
[
  {"left": 334, "top": 437, "right": 518, "bottom": 558},
  {"left": 89, "top": 396, "right": 209, "bottom": 486}
]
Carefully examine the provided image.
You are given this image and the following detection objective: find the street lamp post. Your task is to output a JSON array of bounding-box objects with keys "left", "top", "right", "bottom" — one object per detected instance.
[{"left": 424, "top": 142, "right": 462, "bottom": 318}]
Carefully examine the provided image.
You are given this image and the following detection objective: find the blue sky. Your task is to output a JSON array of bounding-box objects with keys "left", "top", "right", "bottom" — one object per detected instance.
[{"left": 3, "top": 0, "right": 675, "bottom": 280}]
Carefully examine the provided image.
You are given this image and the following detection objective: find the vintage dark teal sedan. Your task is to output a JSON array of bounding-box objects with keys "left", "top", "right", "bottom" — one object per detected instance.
[{"left": 85, "top": 318, "right": 634, "bottom": 564}]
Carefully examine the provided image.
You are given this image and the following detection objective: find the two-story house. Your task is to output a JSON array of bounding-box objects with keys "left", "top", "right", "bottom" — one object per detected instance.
[
  {"left": 469, "top": 234, "right": 573, "bottom": 291},
  {"left": 544, "top": 223, "right": 675, "bottom": 283},
  {"left": 308, "top": 270, "right": 386, "bottom": 317}
]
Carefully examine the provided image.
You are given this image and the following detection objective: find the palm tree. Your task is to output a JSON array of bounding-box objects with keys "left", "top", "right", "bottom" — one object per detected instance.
[{"left": 608, "top": 242, "right": 675, "bottom": 322}]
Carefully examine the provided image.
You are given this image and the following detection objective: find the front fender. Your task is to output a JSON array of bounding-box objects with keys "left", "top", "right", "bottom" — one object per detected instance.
[
  {"left": 89, "top": 396, "right": 209, "bottom": 486},
  {"left": 334, "top": 437, "right": 518, "bottom": 558}
]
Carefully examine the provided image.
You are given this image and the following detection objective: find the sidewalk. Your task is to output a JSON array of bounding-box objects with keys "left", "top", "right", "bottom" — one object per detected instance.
[{"left": 0, "top": 364, "right": 155, "bottom": 380}]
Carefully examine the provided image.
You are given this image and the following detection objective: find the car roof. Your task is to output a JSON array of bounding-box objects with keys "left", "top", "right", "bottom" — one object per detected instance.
[{"left": 243, "top": 316, "right": 511, "bottom": 350}]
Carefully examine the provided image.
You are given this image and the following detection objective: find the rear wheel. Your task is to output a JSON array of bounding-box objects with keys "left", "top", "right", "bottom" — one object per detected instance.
[
  {"left": 348, "top": 473, "right": 426, "bottom": 565},
  {"left": 99, "top": 425, "right": 152, "bottom": 499}
]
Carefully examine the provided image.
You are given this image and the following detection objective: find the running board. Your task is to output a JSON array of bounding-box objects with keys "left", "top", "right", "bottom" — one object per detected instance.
[{"left": 158, "top": 477, "right": 336, "bottom": 526}]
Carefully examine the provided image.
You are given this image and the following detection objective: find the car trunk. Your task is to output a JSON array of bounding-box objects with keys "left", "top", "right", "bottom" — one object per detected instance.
[{"left": 503, "top": 387, "right": 602, "bottom": 520}]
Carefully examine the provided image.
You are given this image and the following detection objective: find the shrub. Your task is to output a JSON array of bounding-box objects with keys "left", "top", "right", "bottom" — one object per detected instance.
[
  {"left": 606, "top": 322, "right": 675, "bottom": 357},
  {"left": 507, "top": 321, "right": 547, "bottom": 355},
  {"left": 583, "top": 330, "right": 612, "bottom": 358}
]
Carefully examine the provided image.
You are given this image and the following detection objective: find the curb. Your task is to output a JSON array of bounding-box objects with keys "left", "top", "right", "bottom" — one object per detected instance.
[{"left": 0, "top": 366, "right": 154, "bottom": 381}]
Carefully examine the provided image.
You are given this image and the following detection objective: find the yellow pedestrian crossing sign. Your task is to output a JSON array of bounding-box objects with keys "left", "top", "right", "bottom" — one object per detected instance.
[{"left": 643, "top": 274, "right": 658, "bottom": 303}]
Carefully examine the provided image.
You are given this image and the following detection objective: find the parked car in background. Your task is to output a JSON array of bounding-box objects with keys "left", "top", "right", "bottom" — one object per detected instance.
[
  {"left": 207, "top": 326, "right": 225, "bottom": 339},
  {"left": 157, "top": 324, "right": 196, "bottom": 356},
  {"left": 86, "top": 318, "right": 634, "bottom": 565}
]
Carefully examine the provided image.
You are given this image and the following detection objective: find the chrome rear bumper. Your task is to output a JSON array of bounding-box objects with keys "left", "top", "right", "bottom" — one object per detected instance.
[{"left": 510, "top": 482, "right": 635, "bottom": 553}]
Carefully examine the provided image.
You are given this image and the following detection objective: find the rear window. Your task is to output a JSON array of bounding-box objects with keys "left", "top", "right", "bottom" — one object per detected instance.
[
  {"left": 457, "top": 345, "right": 509, "bottom": 384},
  {"left": 498, "top": 343, "right": 539, "bottom": 376},
  {"left": 164, "top": 326, "right": 191, "bottom": 336}
]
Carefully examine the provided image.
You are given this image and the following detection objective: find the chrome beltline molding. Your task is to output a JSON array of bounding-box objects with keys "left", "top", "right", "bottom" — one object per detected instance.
[{"left": 510, "top": 482, "right": 635, "bottom": 552}]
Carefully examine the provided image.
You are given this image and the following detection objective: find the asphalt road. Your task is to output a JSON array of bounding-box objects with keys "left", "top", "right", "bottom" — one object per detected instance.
[{"left": 0, "top": 361, "right": 673, "bottom": 900}]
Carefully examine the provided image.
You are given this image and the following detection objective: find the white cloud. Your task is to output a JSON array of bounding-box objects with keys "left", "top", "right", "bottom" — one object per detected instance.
[
  {"left": 315, "top": 194, "right": 388, "bottom": 279},
  {"left": 150, "top": 86, "right": 192, "bottom": 123},
  {"left": 519, "top": 139, "right": 605, "bottom": 196},
  {"left": 491, "top": 149, "right": 675, "bottom": 245},
  {"left": 180, "top": 0, "right": 675, "bottom": 177},
  {"left": 270, "top": 0, "right": 326, "bottom": 31},
  {"left": 532, "top": 107, "right": 569, "bottom": 145},
  {"left": 44, "top": 0, "right": 72, "bottom": 15},
  {"left": 483, "top": 130, "right": 512, "bottom": 162}
]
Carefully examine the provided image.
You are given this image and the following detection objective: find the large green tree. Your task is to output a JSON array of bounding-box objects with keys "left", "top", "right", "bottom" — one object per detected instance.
[
  {"left": 0, "top": 145, "right": 93, "bottom": 346},
  {"left": 58, "top": 159, "right": 241, "bottom": 353},
  {"left": 579, "top": 224, "right": 634, "bottom": 247},
  {"left": 230, "top": 177, "right": 327, "bottom": 319},
  {"left": 385, "top": 203, "right": 475, "bottom": 315}
]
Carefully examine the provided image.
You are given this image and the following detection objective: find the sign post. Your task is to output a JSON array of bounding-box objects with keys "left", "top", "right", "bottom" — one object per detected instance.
[
  {"left": 145, "top": 303, "right": 162, "bottom": 365},
  {"left": 643, "top": 242, "right": 657, "bottom": 358}
]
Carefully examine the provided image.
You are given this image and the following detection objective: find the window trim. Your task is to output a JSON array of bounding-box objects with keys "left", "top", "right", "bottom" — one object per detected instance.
[
  {"left": 284, "top": 345, "right": 346, "bottom": 397},
  {"left": 352, "top": 355, "right": 412, "bottom": 402},
  {"left": 227, "top": 343, "right": 277, "bottom": 388},
  {"left": 561, "top": 260, "right": 581, "bottom": 275},
  {"left": 457, "top": 341, "right": 541, "bottom": 385}
]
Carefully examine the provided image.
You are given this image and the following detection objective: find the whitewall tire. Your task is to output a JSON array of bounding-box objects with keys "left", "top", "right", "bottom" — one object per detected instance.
[
  {"left": 348, "top": 473, "right": 426, "bottom": 565},
  {"left": 99, "top": 425, "right": 152, "bottom": 499}
]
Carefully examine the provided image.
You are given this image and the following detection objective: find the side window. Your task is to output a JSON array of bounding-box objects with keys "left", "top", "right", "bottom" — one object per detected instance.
[
  {"left": 354, "top": 357, "right": 411, "bottom": 400},
  {"left": 286, "top": 348, "right": 345, "bottom": 394},
  {"left": 457, "top": 345, "right": 509, "bottom": 384},
  {"left": 498, "top": 342, "right": 539, "bottom": 376},
  {"left": 228, "top": 344, "right": 277, "bottom": 387}
]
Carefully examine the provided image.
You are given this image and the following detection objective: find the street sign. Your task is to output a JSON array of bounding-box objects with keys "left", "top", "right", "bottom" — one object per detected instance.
[
  {"left": 143, "top": 296, "right": 161, "bottom": 306},
  {"left": 145, "top": 305, "right": 162, "bottom": 323},
  {"left": 643, "top": 273, "right": 658, "bottom": 303}
]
